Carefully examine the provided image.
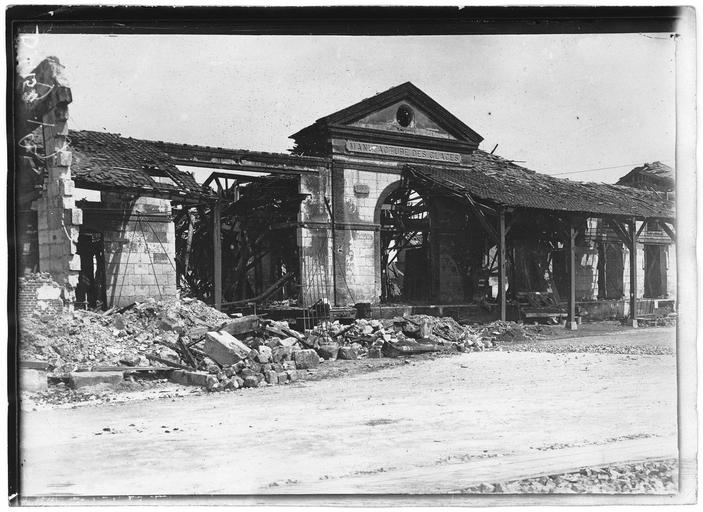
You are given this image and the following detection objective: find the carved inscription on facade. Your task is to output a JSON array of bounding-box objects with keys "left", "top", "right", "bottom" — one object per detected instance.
[{"left": 346, "top": 140, "right": 461, "bottom": 163}]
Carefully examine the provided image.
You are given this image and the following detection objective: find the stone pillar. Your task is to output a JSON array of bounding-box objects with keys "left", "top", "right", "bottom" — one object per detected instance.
[{"left": 28, "top": 58, "right": 80, "bottom": 292}]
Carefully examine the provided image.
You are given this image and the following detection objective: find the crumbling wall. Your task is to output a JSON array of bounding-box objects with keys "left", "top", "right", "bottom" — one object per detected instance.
[
  {"left": 18, "top": 273, "right": 67, "bottom": 317},
  {"left": 81, "top": 194, "right": 177, "bottom": 307},
  {"left": 24, "top": 58, "right": 81, "bottom": 291},
  {"left": 298, "top": 170, "right": 334, "bottom": 306}
]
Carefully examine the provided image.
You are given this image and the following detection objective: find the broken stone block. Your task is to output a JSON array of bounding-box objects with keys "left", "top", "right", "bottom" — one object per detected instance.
[
  {"left": 264, "top": 370, "right": 278, "bottom": 385},
  {"left": 272, "top": 346, "right": 292, "bottom": 363},
  {"left": 279, "top": 337, "right": 298, "bottom": 347},
  {"left": 286, "top": 370, "right": 299, "bottom": 382},
  {"left": 169, "top": 370, "right": 213, "bottom": 387},
  {"left": 159, "top": 315, "right": 185, "bottom": 334},
  {"left": 247, "top": 360, "right": 263, "bottom": 373},
  {"left": 204, "top": 331, "right": 249, "bottom": 366},
  {"left": 239, "top": 368, "right": 256, "bottom": 379},
  {"left": 368, "top": 347, "right": 383, "bottom": 358},
  {"left": 168, "top": 369, "right": 187, "bottom": 385},
  {"left": 158, "top": 346, "right": 180, "bottom": 363},
  {"left": 20, "top": 368, "right": 48, "bottom": 393},
  {"left": 69, "top": 371, "right": 123, "bottom": 389},
  {"left": 282, "top": 360, "right": 297, "bottom": 371},
  {"left": 119, "top": 353, "right": 141, "bottom": 367},
  {"left": 257, "top": 345, "right": 273, "bottom": 364},
  {"left": 234, "top": 376, "right": 245, "bottom": 388},
  {"left": 293, "top": 349, "right": 319, "bottom": 369},
  {"left": 224, "top": 377, "right": 239, "bottom": 390},
  {"left": 317, "top": 342, "right": 340, "bottom": 360},
  {"left": 265, "top": 336, "right": 282, "bottom": 348},
  {"left": 187, "top": 372, "right": 211, "bottom": 387},
  {"left": 205, "top": 375, "right": 219, "bottom": 390},
  {"left": 277, "top": 372, "right": 288, "bottom": 384},
  {"left": 337, "top": 346, "right": 358, "bottom": 360},
  {"left": 243, "top": 375, "right": 260, "bottom": 388},
  {"left": 419, "top": 319, "right": 432, "bottom": 338},
  {"left": 112, "top": 314, "right": 126, "bottom": 331},
  {"left": 220, "top": 315, "right": 260, "bottom": 336}
]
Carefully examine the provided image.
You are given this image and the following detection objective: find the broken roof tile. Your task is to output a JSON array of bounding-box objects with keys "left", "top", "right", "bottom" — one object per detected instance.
[
  {"left": 406, "top": 150, "right": 674, "bottom": 219},
  {"left": 68, "top": 130, "right": 210, "bottom": 200}
]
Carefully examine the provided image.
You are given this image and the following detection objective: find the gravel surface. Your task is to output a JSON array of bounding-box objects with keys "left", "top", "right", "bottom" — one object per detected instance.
[
  {"left": 501, "top": 340, "right": 675, "bottom": 355},
  {"left": 460, "top": 459, "right": 678, "bottom": 494}
]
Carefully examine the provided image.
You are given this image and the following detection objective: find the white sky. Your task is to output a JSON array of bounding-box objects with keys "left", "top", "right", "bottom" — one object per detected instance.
[{"left": 16, "top": 32, "right": 676, "bottom": 183}]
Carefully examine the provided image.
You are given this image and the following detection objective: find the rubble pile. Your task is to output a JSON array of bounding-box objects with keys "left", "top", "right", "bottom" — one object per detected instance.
[
  {"left": 20, "top": 293, "right": 551, "bottom": 394},
  {"left": 477, "top": 320, "right": 548, "bottom": 343},
  {"left": 461, "top": 459, "right": 677, "bottom": 494},
  {"left": 20, "top": 309, "right": 146, "bottom": 374},
  {"left": 18, "top": 297, "right": 233, "bottom": 375}
]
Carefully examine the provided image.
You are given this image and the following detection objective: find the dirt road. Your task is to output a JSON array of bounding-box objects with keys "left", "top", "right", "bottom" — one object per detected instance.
[{"left": 20, "top": 328, "right": 677, "bottom": 498}]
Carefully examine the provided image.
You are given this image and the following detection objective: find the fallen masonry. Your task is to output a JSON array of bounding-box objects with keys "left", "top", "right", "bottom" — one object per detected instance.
[{"left": 19, "top": 287, "right": 552, "bottom": 395}]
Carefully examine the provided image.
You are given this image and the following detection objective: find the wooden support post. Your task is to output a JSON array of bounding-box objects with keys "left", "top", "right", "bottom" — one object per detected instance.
[
  {"left": 565, "top": 220, "right": 578, "bottom": 330},
  {"left": 213, "top": 200, "right": 222, "bottom": 310},
  {"left": 498, "top": 207, "right": 507, "bottom": 322},
  {"left": 628, "top": 217, "right": 638, "bottom": 327}
]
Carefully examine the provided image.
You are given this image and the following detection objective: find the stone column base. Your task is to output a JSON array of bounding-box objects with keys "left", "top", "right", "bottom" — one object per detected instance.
[{"left": 564, "top": 320, "right": 579, "bottom": 331}]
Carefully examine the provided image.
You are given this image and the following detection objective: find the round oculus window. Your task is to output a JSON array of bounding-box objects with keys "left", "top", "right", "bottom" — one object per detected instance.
[{"left": 396, "top": 105, "right": 414, "bottom": 128}]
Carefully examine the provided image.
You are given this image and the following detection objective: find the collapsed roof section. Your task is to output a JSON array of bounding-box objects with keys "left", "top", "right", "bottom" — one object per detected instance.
[
  {"left": 616, "top": 161, "right": 675, "bottom": 192},
  {"left": 405, "top": 150, "right": 675, "bottom": 220},
  {"left": 69, "top": 130, "right": 212, "bottom": 201}
]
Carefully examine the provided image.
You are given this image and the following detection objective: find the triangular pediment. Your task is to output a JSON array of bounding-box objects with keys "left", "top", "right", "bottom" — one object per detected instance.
[
  {"left": 348, "top": 99, "right": 458, "bottom": 140},
  {"left": 291, "top": 82, "right": 484, "bottom": 147}
]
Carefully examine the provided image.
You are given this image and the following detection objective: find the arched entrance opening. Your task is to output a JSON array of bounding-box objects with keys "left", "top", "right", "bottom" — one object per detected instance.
[{"left": 379, "top": 185, "right": 431, "bottom": 303}]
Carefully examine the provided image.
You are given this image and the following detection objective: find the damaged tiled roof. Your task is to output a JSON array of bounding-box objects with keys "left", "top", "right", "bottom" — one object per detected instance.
[
  {"left": 406, "top": 151, "right": 674, "bottom": 219},
  {"left": 616, "top": 161, "right": 675, "bottom": 192},
  {"left": 69, "top": 130, "right": 210, "bottom": 199}
]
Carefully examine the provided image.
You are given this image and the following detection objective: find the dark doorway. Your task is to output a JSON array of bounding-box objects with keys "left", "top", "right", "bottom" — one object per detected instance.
[
  {"left": 76, "top": 231, "right": 107, "bottom": 309},
  {"left": 597, "top": 242, "right": 624, "bottom": 299},
  {"left": 644, "top": 244, "right": 666, "bottom": 298},
  {"left": 380, "top": 186, "right": 431, "bottom": 303}
]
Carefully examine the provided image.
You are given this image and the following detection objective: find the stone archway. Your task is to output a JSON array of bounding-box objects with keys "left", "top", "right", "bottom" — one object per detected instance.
[{"left": 376, "top": 181, "right": 431, "bottom": 303}]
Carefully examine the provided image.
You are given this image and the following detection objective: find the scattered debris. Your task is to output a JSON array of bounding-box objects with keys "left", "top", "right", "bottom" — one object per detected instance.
[
  {"left": 461, "top": 459, "right": 677, "bottom": 494},
  {"left": 19, "top": 291, "right": 618, "bottom": 398}
]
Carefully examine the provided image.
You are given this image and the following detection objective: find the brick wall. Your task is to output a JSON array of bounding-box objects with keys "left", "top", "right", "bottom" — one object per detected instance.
[
  {"left": 18, "top": 273, "right": 66, "bottom": 317},
  {"left": 82, "top": 194, "right": 177, "bottom": 307}
]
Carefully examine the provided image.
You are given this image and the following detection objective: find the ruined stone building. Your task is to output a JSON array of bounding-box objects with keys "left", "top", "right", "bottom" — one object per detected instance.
[{"left": 15, "top": 59, "right": 675, "bottom": 325}]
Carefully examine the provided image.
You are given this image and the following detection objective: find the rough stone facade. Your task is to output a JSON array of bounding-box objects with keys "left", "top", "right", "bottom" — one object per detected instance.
[
  {"left": 80, "top": 193, "right": 177, "bottom": 307},
  {"left": 291, "top": 84, "right": 674, "bottom": 309}
]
